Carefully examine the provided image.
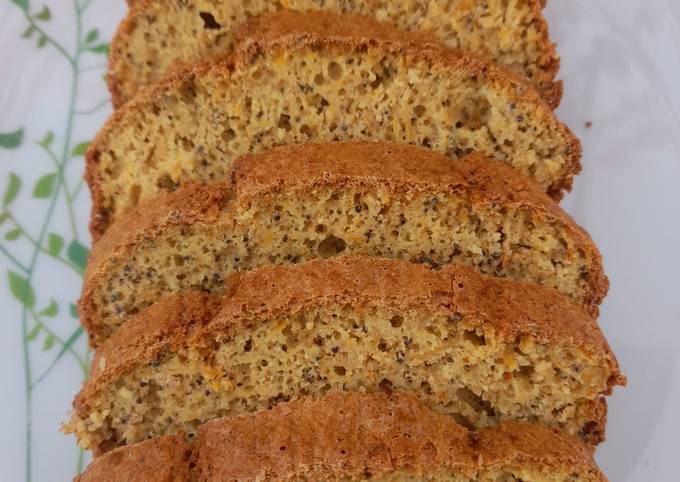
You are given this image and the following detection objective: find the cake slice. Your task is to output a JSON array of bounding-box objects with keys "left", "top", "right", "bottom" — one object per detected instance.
[
  {"left": 80, "top": 142, "right": 606, "bottom": 344},
  {"left": 109, "top": 1, "right": 561, "bottom": 107},
  {"left": 66, "top": 257, "right": 624, "bottom": 454},
  {"left": 75, "top": 393, "right": 607, "bottom": 481},
  {"left": 88, "top": 10, "right": 580, "bottom": 237}
]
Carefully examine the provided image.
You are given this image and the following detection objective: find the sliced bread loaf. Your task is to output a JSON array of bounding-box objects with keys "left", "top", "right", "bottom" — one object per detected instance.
[
  {"left": 88, "top": 11, "right": 580, "bottom": 237},
  {"left": 75, "top": 392, "right": 607, "bottom": 481},
  {"left": 67, "top": 257, "right": 624, "bottom": 453},
  {"left": 80, "top": 142, "right": 606, "bottom": 344},
  {"left": 109, "top": 1, "right": 560, "bottom": 107}
]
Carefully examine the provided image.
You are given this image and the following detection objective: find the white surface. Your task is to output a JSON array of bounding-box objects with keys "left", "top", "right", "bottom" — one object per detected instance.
[
  {"left": 546, "top": 2, "right": 680, "bottom": 480},
  {"left": 0, "top": 1, "right": 678, "bottom": 480}
]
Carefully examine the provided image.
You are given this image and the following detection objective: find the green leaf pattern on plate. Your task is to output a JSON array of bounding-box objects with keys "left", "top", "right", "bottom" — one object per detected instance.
[
  {"left": 66, "top": 240, "right": 89, "bottom": 270},
  {"left": 33, "top": 5, "right": 50, "bottom": 21},
  {"left": 8, "top": 271, "right": 36, "bottom": 308},
  {"left": 32, "top": 173, "right": 57, "bottom": 198},
  {"left": 11, "top": 0, "right": 30, "bottom": 12},
  {"left": 70, "top": 141, "right": 89, "bottom": 157},
  {"left": 0, "top": 128, "right": 25, "bottom": 149},
  {"left": 47, "top": 232, "right": 64, "bottom": 255},
  {"left": 37, "top": 298, "right": 58, "bottom": 317},
  {"left": 87, "top": 43, "right": 109, "bottom": 55},
  {"left": 5, "top": 227, "right": 22, "bottom": 240},
  {"left": 3, "top": 173, "right": 21, "bottom": 206},
  {"left": 1, "top": 0, "right": 114, "bottom": 480}
]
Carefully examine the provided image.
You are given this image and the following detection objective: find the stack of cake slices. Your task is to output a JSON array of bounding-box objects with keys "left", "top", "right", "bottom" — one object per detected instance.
[{"left": 66, "top": 2, "right": 625, "bottom": 481}]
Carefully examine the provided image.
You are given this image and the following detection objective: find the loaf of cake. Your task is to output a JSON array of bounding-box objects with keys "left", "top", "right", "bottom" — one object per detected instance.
[
  {"left": 80, "top": 142, "right": 606, "bottom": 344},
  {"left": 109, "top": 0, "right": 561, "bottom": 107},
  {"left": 66, "top": 257, "right": 624, "bottom": 454},
  {"left": 88, "top": 10, "right": 580, "bottom": 237},
  {"left": 75, "top": 392, "right": 607, "bottom": 481}
]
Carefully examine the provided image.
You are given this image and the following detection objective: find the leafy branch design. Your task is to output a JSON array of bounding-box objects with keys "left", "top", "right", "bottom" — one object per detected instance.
[{"left": 1, "top": 0, "right": 110, "bottom": 480}]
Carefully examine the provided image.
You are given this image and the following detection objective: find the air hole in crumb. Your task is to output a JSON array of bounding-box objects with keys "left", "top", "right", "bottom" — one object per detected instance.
[
  {"left": 460, "top": 96, "right": 491, "bottom": 130},
  {"left": 463, "top": 329, "right": 486, "bottom": 346},
  {"left": 317, "top": 235, "right": 346, "bottom": 258},
  {"left": 129, "top": 184, "right": 141, "bottom": 207},
  {"left": 456, "top": 387, "right": 495, "bottom": 416},
  {"left": 156, "top": 174, "right": 180, "bottom": 191},
  {"left": 221, "top": 128, "right": 235, "bottom": 142},
  {"left": 390, "top": 315, "right": 404, "bottom": 328},
  {"left": 370, "top": 74, "right": 386, "bottom": 89},
  {"left": 277, "top": 114, "right": 292, "bottom": 131},
  {"left": 299, "top": 124, "right": 314, "bottom": 138},
  {"left": 379, "top": 378, "right": 394, "bottom": 393},
  {"left": 328, "top": 61, "right": 343, "bottom": 80},
  {"left": 413, "top": 105, "right": 426, "bottom": 117},
  {"left": 199, "top": 12, "right": 221, "bottom": 29},
  {"left": 449, "top": 312, "right": 463, "bottom": 323}
]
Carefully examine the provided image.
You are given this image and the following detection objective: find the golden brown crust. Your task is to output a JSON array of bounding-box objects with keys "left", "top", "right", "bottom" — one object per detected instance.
[
  {"left": 107, "top": 0, "right": 214, "bottom": 109},
  {"left": 523, "top": 0, "right": 562, "bottom": 108},
  {"left": 585, "top": 397, "right": 610, "bottom": 445},
  {"left": 109, "top": 1, "right": 561, "bottom": 108},
  {"left": 105, "top": 0, "right": 135, "bottom": 108},
  {"left": 229, "top": 10, "right": 566, "bottom": 122},
  {"left": 77, "top": 392, "right": 606, "bottom": 481},
  {"left": 476, "top": 420, "right": 607, "bottom": 480},
  {"left": 232, "top": 9, "right": 443, "bottom": 49},
  {"left": 76, "top": 257, "right": 624, "bottom": 435},
  {"left": 231, "top": 142, "right": 572, "bottom": 220},
  {"left": 232, "top": 10, "right": 572, "bottom": 161},
  {"left": 219, "top": 257, "right": 617, "bottom": 370},
  {"left": 88, "top": 56, "right": 235, "bottom": 238},
  {"left": 81, "top": 142, "right": 604, "bottom": 342},
  {"left": 82, "top": 182, "right": 232, "bottom": 303},
  {"left": 90, "top": 11, "right": 580, "bottom": 238},
  {"left": 88, "top": 291, "right": 223, "bottom": 380},
  {"left": 193, "top": 391, "right": 477, "bottom": 480},
  {"left": 541, "top": 78, "right": 564, "bottom": 112},
  {"left": 79, "top": 182, "right": 235, "bottom": 340},
  {"left": 236, "top": 9, "right": 561, "bottom": 114},
  {"left": 74, "top": 434, "right": 190, "bottom": 482}
]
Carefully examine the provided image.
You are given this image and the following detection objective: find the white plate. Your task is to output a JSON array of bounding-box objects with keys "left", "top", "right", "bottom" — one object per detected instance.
[{"left": 0, "top": 1, "right": 678, "bottom": 480}]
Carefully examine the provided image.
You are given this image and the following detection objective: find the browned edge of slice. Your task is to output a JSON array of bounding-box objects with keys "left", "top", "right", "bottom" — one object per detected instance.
[
  {"left": 74, "top": 433, "right": 190, "bottom": 482},
  {"left": 109, "top": 1, "right": 560, "bottom": 108},
  {"left": 233, "top": 8, "right": 560, "bottom": 109},
  {"left": 85, "top": 257, "right": 624, "bottom": 395},
  {"left": 73, "top": 257, "right": 624, "bottom": 451},
  {"left": 75, "top": 392, "right": 607, "bottom": 482},
  {"left": 89, "top": 11, "right": 580, "bottom": 237},
  {"left": 80, "top": 142, "right": 604, "bottom": 345},
  {"left": 233, "top": 11, "right": 578, "bottom": 194}
]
